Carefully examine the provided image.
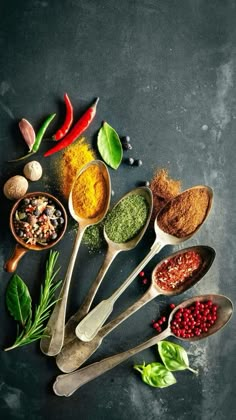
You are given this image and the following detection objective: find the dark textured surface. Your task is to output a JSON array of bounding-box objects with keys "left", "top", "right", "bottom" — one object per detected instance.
[{"left": 0, "top": 0, "right": 236, "bottom": 419}]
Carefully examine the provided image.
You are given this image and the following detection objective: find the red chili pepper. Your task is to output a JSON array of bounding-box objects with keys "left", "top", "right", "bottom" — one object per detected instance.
[
  {"left": 53, "top": 93, "right": 73, "bottom": 141},
  {"left": 44, "top": 97, "right": 99, "bottom": 157}
]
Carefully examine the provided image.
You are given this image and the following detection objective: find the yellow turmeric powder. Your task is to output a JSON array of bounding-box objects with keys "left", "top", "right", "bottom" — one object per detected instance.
[
  {"left": 72, "top": 164, "right": 108, "bottom": 219},
  {"left": 58, "top": 138, "right": 96, "bottom": 199}
]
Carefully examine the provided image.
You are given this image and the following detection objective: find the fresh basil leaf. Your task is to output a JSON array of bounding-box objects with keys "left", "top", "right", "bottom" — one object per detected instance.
[
  {"left": 134, "top": 362, "right": 176, "bottom": 388},
  {"left": 97, "top": 121, "right": 123, "bottom": 169},
  {"left": 158, "top": 340, "right": 191, "bottom": 371},
  {"left": 6, "top": 274, "right": 32, "bottom": 326}
]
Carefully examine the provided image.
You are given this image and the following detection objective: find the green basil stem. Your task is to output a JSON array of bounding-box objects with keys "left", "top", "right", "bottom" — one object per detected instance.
[
  {"left": 8, "top": 113, "right": 56, "bottom": 162},
  {"left": 186, "top": 366, "right": 198, "bottom": 375}
]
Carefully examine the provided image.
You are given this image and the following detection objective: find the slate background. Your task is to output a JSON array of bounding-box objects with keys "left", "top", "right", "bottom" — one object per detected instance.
[{"left": 0, "top": 1, "right": 236, "bottom": 419}]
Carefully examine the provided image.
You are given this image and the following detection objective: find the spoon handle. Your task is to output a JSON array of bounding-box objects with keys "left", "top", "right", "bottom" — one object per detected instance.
[
  {"left": 63, "top": 247, "right": 119, "bottom": 346},
  {"left": 40, "top": 226, "right": 85, "bottom": 356},
  {"left": 53, "top": 329, "right": 170, "bottom": 397},
  {"left": 75, "top": 241, "right": 163, "bottom": 342},
  {"left": 56, "top": 288, "right": 156, "bottom": 373}
]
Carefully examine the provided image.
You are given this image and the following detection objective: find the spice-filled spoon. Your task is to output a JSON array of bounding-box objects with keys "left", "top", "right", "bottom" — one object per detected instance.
[
  {"left": 56, "top": 245, "right": 215, "bottom": 373},
  {"left": 40, "top": 160, "right": 111, "bottom": 357},
  {"left": 75, "top": 185, "right": 213, "bottom": 343},
  {"left": 63, "top": 186, "right": 153, "bottom": 346},
  {"left": 54, "top": 293, "right": 233, "bottom": 397}
]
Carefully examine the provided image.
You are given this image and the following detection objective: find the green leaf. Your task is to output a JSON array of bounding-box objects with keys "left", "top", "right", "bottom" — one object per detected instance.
[
  {"left": 5, "top": 251, "right": 61, "bottom": 351},
  {"left": 134, "top": 362, "right": 176, "bottom": 388},
  {"left": 97, "top": 121, "right": 123, "bottom": 169},
  {"left": 6, "top": 274, "right": 32, "bottom": 326},
  {"left": 158, "top": 341, "right": 198, "bottom": 374}
]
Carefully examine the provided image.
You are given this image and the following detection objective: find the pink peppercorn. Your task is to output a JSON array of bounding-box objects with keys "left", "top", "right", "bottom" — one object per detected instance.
[{"left": 170, "top": 300, "right": 218, "bottom": 338}]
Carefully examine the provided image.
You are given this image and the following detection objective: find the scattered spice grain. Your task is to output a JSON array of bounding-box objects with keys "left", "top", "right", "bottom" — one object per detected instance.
[
  {"left": 57, "top": 138, "right": 95, "bottom": 199},
  {"left": 149, "top": 169, "right": 181, "bottom": 220}
]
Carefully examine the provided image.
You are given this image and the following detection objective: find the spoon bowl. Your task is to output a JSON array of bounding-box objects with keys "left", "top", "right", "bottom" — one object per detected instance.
[
  {"left": 169, "top": 293, "right": 233, "bottom": 341},
  {"left": 40, "top": 160, "right": 111, "bottom": 356},
  {"left": 152, "top": 245, "right": 216, "bottom": 297},
  {"left": 155, "top": 185, "right": 214, "bottom": 245},
  {"left": 103, "top": 186, "right": 153, "bottom": 250},
  {"left": 68, "top": 160, "right": 111, "bottom": 226}
]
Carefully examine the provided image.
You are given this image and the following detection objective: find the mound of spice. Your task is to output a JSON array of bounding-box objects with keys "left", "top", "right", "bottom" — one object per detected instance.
[
  {"left": 150, "top": 169, "right": 181, "bottom": 220},
  {"left": 72, "top": 164, "right": 107, "bottom": 219},
  {"left": 13, "top": 195, "right": 66, "bottom": 245},
  {"left": 57, "top": 138, "right": 95, "bottom": 199},
  {"left": 171, "top": 300, "right": 218, "bottom": 338},
  {"left": 157, "top": 187, "right": 210, "bottom": 238},
  {"left": 155, "top": 250, "right": 202, "bottom": 291},
  {"left": 105, "top": 194, "right": 149, "bottom": 243}
]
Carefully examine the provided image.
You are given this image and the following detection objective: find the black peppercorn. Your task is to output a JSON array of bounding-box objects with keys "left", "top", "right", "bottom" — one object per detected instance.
[
  {"left": 135, "top": 159, "right": 143, "bottom": 167},
  {"left": 128, "top": 157, "right": 135, "bottom": 165}
]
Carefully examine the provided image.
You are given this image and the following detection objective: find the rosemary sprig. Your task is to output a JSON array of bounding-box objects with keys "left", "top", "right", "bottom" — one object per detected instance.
[{"left": 5, "top": 250, "right": 61, "bottom": 351}]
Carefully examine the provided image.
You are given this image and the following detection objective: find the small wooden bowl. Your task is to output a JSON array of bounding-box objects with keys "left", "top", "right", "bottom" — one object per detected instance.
[{"left": 4, "top": 191, "right": 68, "bottom": 272}]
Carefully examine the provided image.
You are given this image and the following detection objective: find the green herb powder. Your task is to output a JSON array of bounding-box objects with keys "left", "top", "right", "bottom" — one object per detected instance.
[{"left": 105, "top": 194, "right": 149, "bottom": 243}]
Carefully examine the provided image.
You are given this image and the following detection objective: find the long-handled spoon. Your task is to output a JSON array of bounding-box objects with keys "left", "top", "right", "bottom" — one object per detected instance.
[
  {"left": 56, "top": 245, "right": 215, "bottom": 372},
  {"left": 54, "top": 293, "right": 233, "bottom": 397},
  {"left": 75, "top": 186, "right": 213, "bottom": 343},
  {"left": 40, "top": 160, "right": 111, "bottom": 356},
  {"left": 63, "top": 186, "right": 153, "bottom": 346}
]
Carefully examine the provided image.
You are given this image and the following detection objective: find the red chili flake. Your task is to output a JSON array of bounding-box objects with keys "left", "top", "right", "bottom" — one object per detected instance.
[
  {"left": 139, "top": 271, "right": 145, "bottom": 277},
  {"left": 155, "top": 250, "right": 202, "bottom": 291}
]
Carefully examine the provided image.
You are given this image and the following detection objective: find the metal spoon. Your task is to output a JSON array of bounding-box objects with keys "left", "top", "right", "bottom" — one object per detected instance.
[
  {"left": 56, "top": 245, "right": 215, "bottom": 373},
  {"left": 63, "top": 186, "right": 153, "bottom": 346},
  {"left": 40, "top": 160, "right": 111, "bottom": 357},
  {"left": 75, "top": 185, "right": 213, "bottom": 342},
  {"left": 54, "top": 293, "right": 233, "bottom": 397}
]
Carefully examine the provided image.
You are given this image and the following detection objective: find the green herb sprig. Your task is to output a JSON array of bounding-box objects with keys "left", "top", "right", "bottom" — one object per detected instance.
[
  {"left": 5, "top": 250, "right": 61, "bottom": 351},
  {"left": 134, "top": 340, "right": 198, "bottom": 388}
]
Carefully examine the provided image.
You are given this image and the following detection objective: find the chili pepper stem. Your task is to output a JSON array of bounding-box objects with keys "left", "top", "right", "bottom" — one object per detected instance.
[
  {"left": 8, "top": 151, "right": 35, "bottom": 163},
  {"left": 93, "top": 97, "right": 99, "bottom": 107}
]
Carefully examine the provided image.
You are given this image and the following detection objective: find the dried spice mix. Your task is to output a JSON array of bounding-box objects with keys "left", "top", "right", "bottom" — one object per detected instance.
[
  {"left": 155, "top": 250, "right": 202, "bottom": 291},
  {"left": 13, "top": 195, "right": 65, "bottom": 246}
]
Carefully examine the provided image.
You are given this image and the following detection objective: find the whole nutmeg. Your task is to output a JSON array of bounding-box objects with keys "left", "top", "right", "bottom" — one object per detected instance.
[
  {"left": 3, "top": 175, "right": 28, "bottom": 200},
  {"left": 23, "top": 160, "right": 43, "bottom": 181}
]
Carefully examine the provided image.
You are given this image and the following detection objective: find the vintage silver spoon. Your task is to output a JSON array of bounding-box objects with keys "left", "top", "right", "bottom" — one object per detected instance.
[
  {"left": 75, "top": 185, "right": 213, "bottom": 343},
  {"left": 40, "top": 160, "right": 111, "bottom": 357},
  {"left": 63, "top": 186, "right": 153, "bottom": 346},
  {"left": 56, "top": 245, "right": 215, "bottom": 373},
  {"left": 53, "top": 293, "right": 233, "bottom": 397}
]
